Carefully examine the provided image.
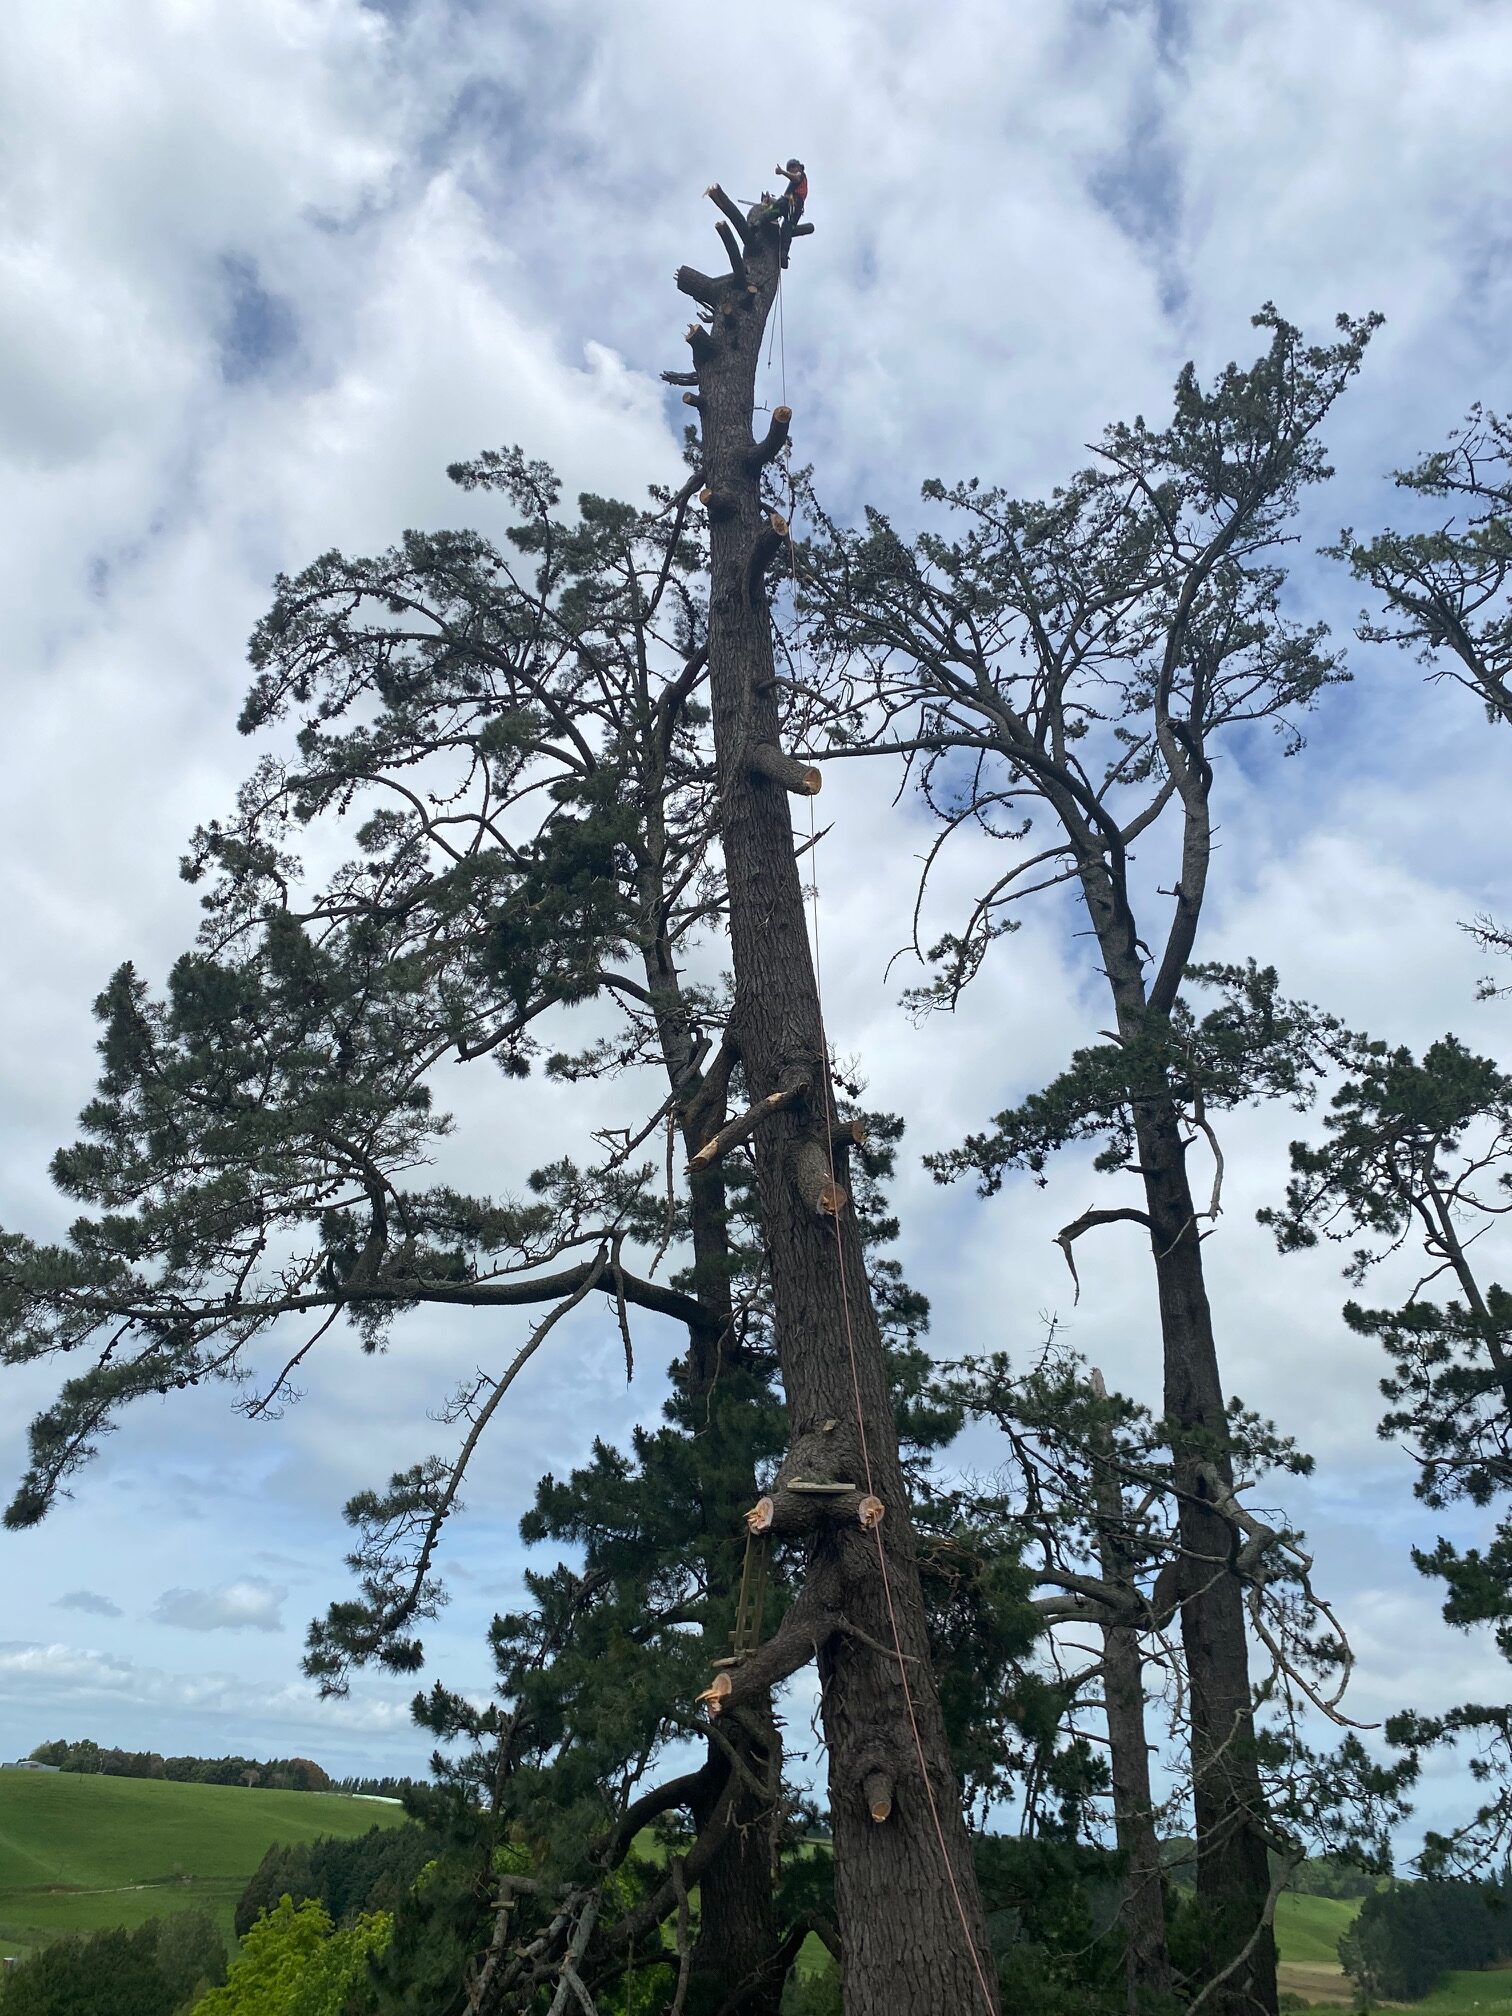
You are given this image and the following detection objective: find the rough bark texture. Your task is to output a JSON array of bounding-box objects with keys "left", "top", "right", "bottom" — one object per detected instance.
[{"left": 679, "top": 189, "right": 999, "bottom": 2015}]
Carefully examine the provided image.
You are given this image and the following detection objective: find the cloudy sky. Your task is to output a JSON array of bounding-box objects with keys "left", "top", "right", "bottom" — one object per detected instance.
[{"left": 2, "top": 0, "right": 1510, "bottom": 1837}]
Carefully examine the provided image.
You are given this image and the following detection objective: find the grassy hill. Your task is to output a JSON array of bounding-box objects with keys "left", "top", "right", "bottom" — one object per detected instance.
[
  {"left": 1273, "top": 1891, "right": 1360, "bottom": 2007},
  {"left": 0, "top": 1770, "right": 405, "bottom": 1964}
]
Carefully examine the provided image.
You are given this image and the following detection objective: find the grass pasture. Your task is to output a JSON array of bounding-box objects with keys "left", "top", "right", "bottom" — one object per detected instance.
[
  {"left": 0, "top": 1770, "right": 404, "bottom": 1963},
  {"left": 1274, "top": 1889, "right": 1359, "bottom": 2005}
]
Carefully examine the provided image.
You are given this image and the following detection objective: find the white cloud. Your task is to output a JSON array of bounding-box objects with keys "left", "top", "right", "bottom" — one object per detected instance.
[
  {"left": 150, "top": 1578, "right": 288, "bottom": 1635},
  {"left": 0, "top": 1640, "right": 418, "bottom": 1748}
]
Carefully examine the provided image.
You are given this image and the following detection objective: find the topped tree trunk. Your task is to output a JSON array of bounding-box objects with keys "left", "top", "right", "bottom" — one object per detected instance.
[{"left": 671, "top": 183, "right": 1000, "bottom": 2014}]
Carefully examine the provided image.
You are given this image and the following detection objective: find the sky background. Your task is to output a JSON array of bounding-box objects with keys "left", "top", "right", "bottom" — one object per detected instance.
[{"left": 2, "top": 0, "right": 1510, "bottom": 1846}]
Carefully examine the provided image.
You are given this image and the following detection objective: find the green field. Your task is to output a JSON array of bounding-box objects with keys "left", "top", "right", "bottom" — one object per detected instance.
[
  {"left": 1270, "top": 1892, "right": 1512, "bottom": 2011},
  {"left": 0, "top": 1771, "right": 405, "bottom": 1964}
]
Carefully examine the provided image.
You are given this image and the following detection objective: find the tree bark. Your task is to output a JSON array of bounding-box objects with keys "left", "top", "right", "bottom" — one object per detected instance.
[
  {"left": 1138, "top": 1107, "right": 1276, "bottom": 2015},
  {"left": 1090, "top": 1387, "right": 1174, "bottom": 2014},
  {"left": 638, "top": 888, "right": 784, "bottom": 2009},
  {"left": 1067, "top": 837, "right": 1277, "bottom": 2016},
  {"left": 679, "top": 192, "right": 999, "bottom": 2016}
]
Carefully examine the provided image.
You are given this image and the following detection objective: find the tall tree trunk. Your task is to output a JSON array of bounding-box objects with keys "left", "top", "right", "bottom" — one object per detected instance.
[
  {"left": 1079, "top": 856, "right": 1277, "bottom": 2016},
  {"left": 640, "top": 930, "right": 785, "bottom": 2011},
  {"left": 674, "top": 192, "right": 1000, "bottom": 2015},
  {"left": 1090, "top": 1377, "right": 1173, "bottom": 2015},
  {"left": 1138, "top": 1106, "right": 1277, "bottom": 2015}
]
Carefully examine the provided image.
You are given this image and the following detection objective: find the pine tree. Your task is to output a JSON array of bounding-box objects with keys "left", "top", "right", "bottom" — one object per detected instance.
[
  {"left": 799, "top": 307, "right": 1379, "bottom": 2016},
  {"left": 0, "top": 453, "right": 802, "bottom": 2005}
]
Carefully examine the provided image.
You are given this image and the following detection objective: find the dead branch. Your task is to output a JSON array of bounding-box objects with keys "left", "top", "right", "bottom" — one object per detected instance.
[{"left": 1054, "top": 1205, "right": 1155, "bottom": 1301}]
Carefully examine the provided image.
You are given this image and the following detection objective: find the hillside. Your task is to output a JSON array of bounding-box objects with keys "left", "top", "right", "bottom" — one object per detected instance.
[
  {"left": 1272, "top": 1892, "right": 1360, "bottom": 2006},
  {"left": 0, "top": 1770, "right": 405, "bottom": 1964}
]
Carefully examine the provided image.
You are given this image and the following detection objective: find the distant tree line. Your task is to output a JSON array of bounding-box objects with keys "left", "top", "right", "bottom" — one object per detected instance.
[
  {"left": 1340, "top": 1877, "right": 1512, "bottom": 2002},
  {"left": 234, "top": 1823, "right": 439, "bottom": 1939},
  {"left": 27, "top": 1739, "right": 331, "bottom": 1790},
  {"left": 0, "top": 1912, "right": 225, "bottom": 2016}
]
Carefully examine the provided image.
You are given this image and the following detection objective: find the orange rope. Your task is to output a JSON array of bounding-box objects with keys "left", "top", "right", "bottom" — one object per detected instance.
[
  {"left": 770, "top": 266, "right": 991, "bottom": 2001},
  {"left": 804, "top": 796, "right": 999, "bottom": 2016}
]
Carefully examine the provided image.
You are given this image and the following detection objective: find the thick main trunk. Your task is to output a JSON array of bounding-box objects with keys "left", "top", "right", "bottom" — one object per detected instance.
[
  {"left": 1136, "top": 1103, "right": 1276, "bottom": 2016},
  {"left": 686, "top": 1703, "right": 782, "bottom": 2013},
  {"left": 683, "top": 199, "right": 999, "bottom": 2015}
]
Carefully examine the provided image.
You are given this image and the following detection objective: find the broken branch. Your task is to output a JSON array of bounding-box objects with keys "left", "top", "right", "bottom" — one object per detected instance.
[
  {"left": 715, "top": 220, "right": 747, "bottom": 281},
  {"left": 704, "top": 182, "right": 751, "bottom": 245},
  {"left": 1054, "top": 1205, "right": 1155, "bottom": 1302},
  {"left": 688, "top": 1066, "right": 808, "bottom": 1172}
]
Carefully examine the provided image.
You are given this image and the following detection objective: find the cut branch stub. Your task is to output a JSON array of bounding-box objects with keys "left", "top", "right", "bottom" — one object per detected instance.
[
  {"left": 858, "top": 1493, "right": 885, "bottom": 1532},
  {"left": 830, "top": 1116, "right": 866, "bottom": 1150},
  {"left": 750, "top": 405, "right": 793, "bottom": 471},
  {"left": 862, "top": 1769, "right": 894, "bottom": 1824},
  {"left": 746, "top": 512, "right": 791, "bottom": 596},
  {"left": 701, "top": 486, "right": 737, "bottom": 521},
  {"left": 697, "top": 1670, "right": 733, "bottom": 1719},
  {"left": 747, "top": 1479, "right": 867, "bottom": 1540},
  {"left": 749, "top": 742, "right": 821, "bottom": 796},
  {"left": 793, "top": 1137, "right": 848, "bottom": 1217},
  {"left": 676, "top": 265, "right": 723, "bottom": 307}
]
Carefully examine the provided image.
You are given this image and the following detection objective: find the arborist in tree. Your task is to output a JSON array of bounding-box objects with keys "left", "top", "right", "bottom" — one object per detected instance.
[{"left": 769, "top": 157, "right": 808, "bottom": 229}]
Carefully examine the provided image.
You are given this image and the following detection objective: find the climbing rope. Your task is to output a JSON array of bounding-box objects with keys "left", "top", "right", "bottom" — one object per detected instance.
[
  {"left": 769, "top": 317, "right": 996, "bottom": 1997},
  {"left": 804, "top": 789, "right": 1000, "bottom": 2016}
]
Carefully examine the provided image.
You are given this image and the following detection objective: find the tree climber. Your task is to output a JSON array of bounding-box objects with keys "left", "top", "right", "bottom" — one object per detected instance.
[{"left": 769, "top": 157, "right": 807, "bottom": 229}]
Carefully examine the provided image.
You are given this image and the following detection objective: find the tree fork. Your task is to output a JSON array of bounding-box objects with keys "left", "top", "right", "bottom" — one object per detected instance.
[{"left": 679, "top": 178, "right": 999, "bottom": 2015}]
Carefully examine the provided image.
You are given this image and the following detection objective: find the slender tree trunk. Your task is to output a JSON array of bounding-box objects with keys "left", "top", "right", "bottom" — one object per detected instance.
[
  {"left": 1075, "top": 850, "right": 1276, "bottom": 2016},
  {"left": 673, "top": 193, "right": 999, "bottom": 2015},
  {"left": 1090, "top": 1389, "right": 1173, "bottom": 2014},
  {"left": 1137, "top": 1105, "right": 1277, "bottom": 2016},
  {"left": 639, "top": 931, "right": 786, "bottom": 2012}
]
